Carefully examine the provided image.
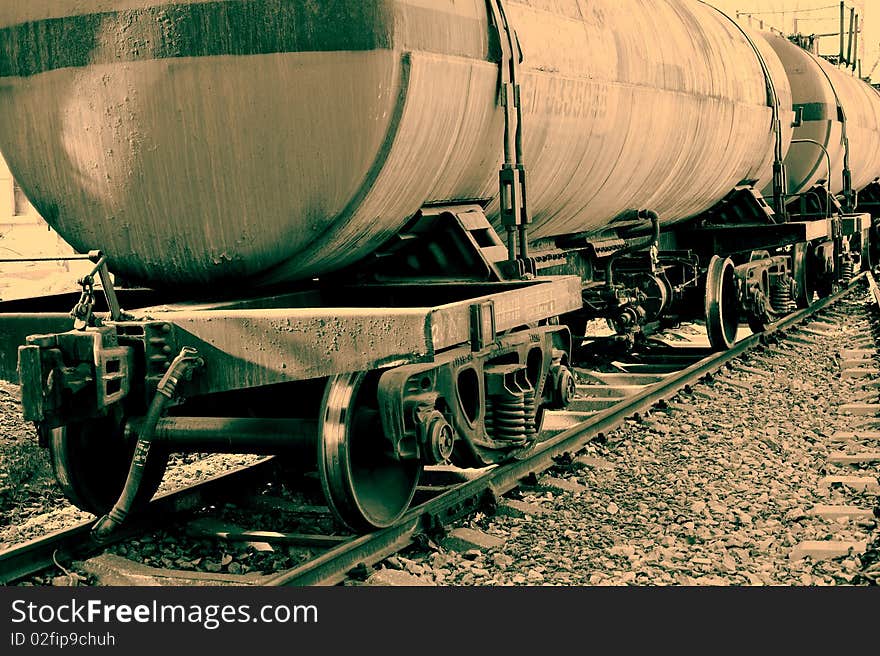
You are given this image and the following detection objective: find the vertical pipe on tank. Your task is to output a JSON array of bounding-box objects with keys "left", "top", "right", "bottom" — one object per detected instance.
[
  {"left": 504, "top": 1, "right": 530, "bottom": 265},
  {"left": 489, "top": 0, "right": 518, "bottom": 265},
  {"left": 500, "top": 75, "right": 515, "bottom": 263},
  {"left": 847, "top": 7, "right": 855, "bottom": 66},
  {"left": 514, "top": 86, "right": 529, "bottom": 262},
  {"left": 507, "top": 222, "right": 516, "bottom": 262},
  {"left": 492, "top": 0, "right": 531, "bottom": 268},
  {"left": 852, "top": 14, "right": 859, "bottom": 72},
  {"left": 840, "top": 2, "right": 846, "bottom": 63}
]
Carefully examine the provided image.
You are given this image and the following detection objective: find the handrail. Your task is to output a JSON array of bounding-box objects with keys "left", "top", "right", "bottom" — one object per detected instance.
[{"left": 790, "top": 138, "right": 834, "bottom": 217}]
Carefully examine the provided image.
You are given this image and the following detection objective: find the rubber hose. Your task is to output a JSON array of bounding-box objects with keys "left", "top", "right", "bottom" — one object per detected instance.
[{"left": 91, "top": 347, "right": 203, "bottom": 542}]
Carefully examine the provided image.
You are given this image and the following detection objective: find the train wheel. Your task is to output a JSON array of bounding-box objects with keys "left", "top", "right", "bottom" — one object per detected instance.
[
  {"left": 745, "top": 261, "right": 772, "bottom": 335},
  {"left": 816, "top": 277, "right": 834, "bottom": 298},
  {"left": 747, "top": 314, "right": 770, "bottom": 335},
  {"left": 705, "top": 255, "right": 739, "bottom": 351},
  {"left": 792, "top": 243, "right": 815, "bottom": 308},
  {"left": 49, "top": 412, "right": 169, "bottom": 516},
  {"left": 318, "top": 371, "right": 421, "bottom": 532},
  {"left": 868, "top": 225, "right": 880, "bottom": 272}
]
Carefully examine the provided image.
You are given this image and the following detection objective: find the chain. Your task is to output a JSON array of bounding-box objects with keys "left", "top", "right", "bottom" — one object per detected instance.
[{"left": 70, "top": 275, "right": 96, "bottom": 330}]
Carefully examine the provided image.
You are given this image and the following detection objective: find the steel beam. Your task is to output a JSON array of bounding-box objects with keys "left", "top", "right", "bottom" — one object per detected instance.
[{"left": 134, "top": 276, "right": 581, "bottom": 396}]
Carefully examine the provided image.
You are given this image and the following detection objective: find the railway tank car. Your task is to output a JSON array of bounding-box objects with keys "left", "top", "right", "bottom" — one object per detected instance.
[
  {"left": 760, "top": 31, "right": 880, "bottom": 199},
  {"left": 1, "top": 0, "right": 879, "bottom": 535},
  {"left": 0, "top": 0, "right": 787, "bottom": 288}
]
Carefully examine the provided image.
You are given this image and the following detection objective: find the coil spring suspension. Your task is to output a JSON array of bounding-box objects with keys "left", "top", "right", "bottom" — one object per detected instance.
[
  {"left": 523, "top": 388, "right": 538, "bottom": 440},
  {"left": 485, "top": 400, "right": 493, "bottom": 436},
  {"left": 840, "top": 259, "right": 855, "bottom": 283},
  {"left": 485, "top": 394, "right": 528, "bottom": 444},
  {"left": 484, "top": 365, "right": 540, "bottom": 446},
  {"left": 770, "top": 279, "right": 796, "bottom": 314}
]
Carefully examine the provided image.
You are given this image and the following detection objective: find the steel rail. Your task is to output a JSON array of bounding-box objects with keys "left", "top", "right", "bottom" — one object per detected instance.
[
  {"left": 867, "top": 271, "right": 880, "bottom": 307},
  {"left": 266, "top": 272, "right": 868, "bottom": 586},
  {"left": 0, "top": 458, "right": 275, "bottom": 585}
]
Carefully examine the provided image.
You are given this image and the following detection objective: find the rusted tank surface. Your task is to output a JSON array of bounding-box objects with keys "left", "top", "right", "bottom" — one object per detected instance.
[
  {"left": 0, "top": 1, "right": 785, "bottom": 289},
  {"left": 760, "top": 31, "right": 880, "bottom": 197}
]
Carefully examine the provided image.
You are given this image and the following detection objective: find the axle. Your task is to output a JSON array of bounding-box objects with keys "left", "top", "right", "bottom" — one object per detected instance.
[{"left": 125, "top": 416, "right": 317, "bottom": 456}]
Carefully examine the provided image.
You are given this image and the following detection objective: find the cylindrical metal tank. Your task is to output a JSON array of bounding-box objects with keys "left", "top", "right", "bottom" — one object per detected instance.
[
  {"left": 0, "top": 1, "right": 787, "bottom": 289},
  {"left": 759, "top": 31, "right": 880, "bottom": 197}
]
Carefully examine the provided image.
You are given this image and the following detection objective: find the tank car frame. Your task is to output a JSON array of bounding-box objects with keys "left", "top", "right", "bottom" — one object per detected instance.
[{"left": 2, "top": 204, "right": 583, "bottom": 532}]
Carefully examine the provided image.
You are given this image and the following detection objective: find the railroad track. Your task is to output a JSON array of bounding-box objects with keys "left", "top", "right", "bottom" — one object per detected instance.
[
  {"left": 0, "top": 272, "right": 872, "bottom": 586},
  {"left": 786, "top": 280, "right": 880, "bottom": 580},
  {"left": 0, "top": 459, "right": 276, "bottom": 585}
]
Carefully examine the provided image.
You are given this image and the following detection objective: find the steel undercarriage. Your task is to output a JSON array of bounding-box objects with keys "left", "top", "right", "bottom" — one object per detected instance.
[{"left": 1, "top": 248, "right": 580, "bottom": 532}]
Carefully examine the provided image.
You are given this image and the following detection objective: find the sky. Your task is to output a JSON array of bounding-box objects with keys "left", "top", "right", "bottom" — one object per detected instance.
[{"left": 705, "top": 1, "right": 880, "bottom": 80}]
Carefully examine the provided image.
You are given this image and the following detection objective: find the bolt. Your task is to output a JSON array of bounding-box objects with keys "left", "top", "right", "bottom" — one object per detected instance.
[
  {"left": 558, "top": 367, "right": 575, "bottom": 406},
  {"left": 549, "top": 364, "right": 575, "bottom": 409},
  {"left": 422, "top": 411, "right": 455, "bottom": 465}
]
